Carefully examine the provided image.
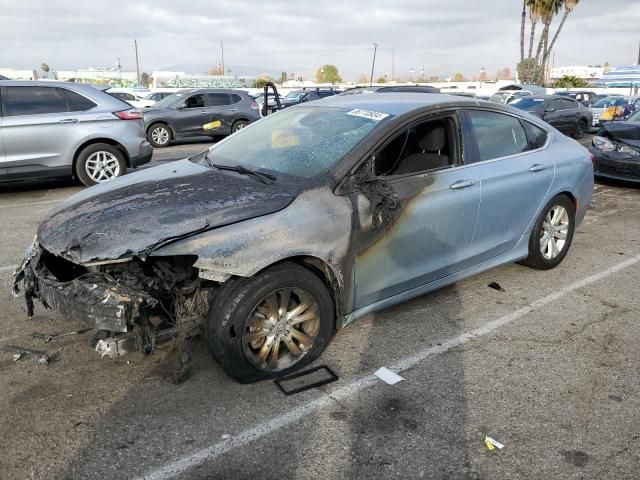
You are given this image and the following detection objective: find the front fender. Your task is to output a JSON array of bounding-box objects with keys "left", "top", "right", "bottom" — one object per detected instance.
[{"left": 151, "top": 186, "right": 355, "bottom": 310}]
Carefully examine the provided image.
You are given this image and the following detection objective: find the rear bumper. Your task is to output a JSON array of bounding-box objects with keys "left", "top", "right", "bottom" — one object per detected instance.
[{"left": 130, "top": 141, "right": 153, "bottom": 167}]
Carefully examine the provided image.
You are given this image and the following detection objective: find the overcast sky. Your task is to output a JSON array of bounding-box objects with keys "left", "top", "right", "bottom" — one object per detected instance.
[{"left": 1, "top": 0, "right": 638, "bottom": 80}]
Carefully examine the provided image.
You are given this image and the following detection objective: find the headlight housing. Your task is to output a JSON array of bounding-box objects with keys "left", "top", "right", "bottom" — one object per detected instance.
[
  {"left": 618, "top": 144, "right": 640, "bottom": 157},
  {"left": 592, "top": 135, "right": 616, "bottom": 151}
]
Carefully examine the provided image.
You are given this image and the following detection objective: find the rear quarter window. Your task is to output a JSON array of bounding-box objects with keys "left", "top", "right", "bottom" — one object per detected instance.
[{"left": 63, "top": 89, "right": 97, "bottom": 111}]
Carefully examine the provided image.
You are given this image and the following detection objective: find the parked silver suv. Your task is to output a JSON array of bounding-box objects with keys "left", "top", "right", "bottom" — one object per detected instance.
[{"left": 0, "top": 81, "right": 152, "bottom": 186}]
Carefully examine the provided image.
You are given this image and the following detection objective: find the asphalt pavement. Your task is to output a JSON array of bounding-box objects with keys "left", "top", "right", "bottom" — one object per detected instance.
[{"left": 1, "top": 135, "right": 640, "bottom": 479}]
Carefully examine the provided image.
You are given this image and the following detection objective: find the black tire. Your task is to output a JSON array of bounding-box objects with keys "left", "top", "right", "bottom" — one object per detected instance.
[
  {"left": 75, "top": 143, "right": 127, "bottom": 187},
  {"left": 231, "top": 119, "right": 250, "bottom": 133},
  {"left": 520, "top": 194, "right": 576, "bottom": 270},
  {"left": 573, "top": 120, "right": 587, "bottom": 139},
  {"left": 147, "top": 123, "right": 172, "bottom": 148},
  {"left": 206, "top": 263, "right": 335, "bottom": 383}
]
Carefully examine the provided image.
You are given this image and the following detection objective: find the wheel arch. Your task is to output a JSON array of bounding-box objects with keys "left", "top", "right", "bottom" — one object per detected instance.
[{"left": 72, "top": 138, "right": 131, "bottom": 173}]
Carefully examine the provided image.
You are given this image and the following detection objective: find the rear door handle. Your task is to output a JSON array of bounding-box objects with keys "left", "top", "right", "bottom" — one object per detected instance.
[
  {"left": 450, "top": 179, "right": 475, "bottom": 189},
  {"left": 58, "top": 118, "right": 79, "bottom": 124},
  {"left": 230, "top": 108, "right": 238, "bottom": 112},
  {"left": 529, "top": 164, "right": 546, "bottom": 172}
]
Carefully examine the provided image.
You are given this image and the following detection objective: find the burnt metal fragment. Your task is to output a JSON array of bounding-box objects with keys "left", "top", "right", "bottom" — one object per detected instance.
[{"left": 3, "top": 345, "right": 51, "bottom": 365}]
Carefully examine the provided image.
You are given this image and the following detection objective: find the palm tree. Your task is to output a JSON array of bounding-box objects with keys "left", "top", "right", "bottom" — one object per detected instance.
[
  {"left": 534, "top": 0, "right": 563, "bottom": 63},
  {"left": 527, "top": 0, "right": 542, "bottom": 59},
  {"left": 541, "top": 0, "right": 580, "bottom": 70},
  {"left": 520, "top": 0, "right": 527, "bottom": 62}
]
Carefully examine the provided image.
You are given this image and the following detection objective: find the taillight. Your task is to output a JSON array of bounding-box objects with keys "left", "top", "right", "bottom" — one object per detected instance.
[
  {"left": 114, "top": 109, "right": 143, "bottom": 120},
  {"left": 251, "top": 101, "right": 259, "bottom": 110}
]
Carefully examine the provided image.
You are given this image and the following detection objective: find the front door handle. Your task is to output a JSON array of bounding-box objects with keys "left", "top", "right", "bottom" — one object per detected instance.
[
  {"left": 58, "top": 118, "right": 79, "bottom": 124},
  {"left": 200, "top": 111, "right": 208, "bottom": 114},
  {"left": 230, "top": 108, "right": 238, "bottom": 112},
  {"left": 529, "top": 164, "right": 546, "bottom": 172},
  {"left": 450, "top": 179, "right": 475, "bottom": 189}
]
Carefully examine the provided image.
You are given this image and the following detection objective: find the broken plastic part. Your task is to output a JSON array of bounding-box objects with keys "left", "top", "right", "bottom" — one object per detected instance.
[{"left": 95, "top": 335, "right": 138, "bottom": 359}]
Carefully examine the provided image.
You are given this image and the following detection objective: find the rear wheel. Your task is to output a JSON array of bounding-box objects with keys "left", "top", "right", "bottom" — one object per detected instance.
[
  {"left": 75, "top": 143, "right": 126, "bottom": 186},
  {"left": 148, "top": 123, "right": 172, "bottom": 147},
  {"left": 231, "top": 119, "right": 250, "bottom": 133},
  {"left": 573, "top": 120, "right": 587, "bottom": 139},
  {"left": 206, "top": 263, "right": 335, "bottom": 383},
  {"left": 520, "top": 194, "right": 575, "bottom": 270}
]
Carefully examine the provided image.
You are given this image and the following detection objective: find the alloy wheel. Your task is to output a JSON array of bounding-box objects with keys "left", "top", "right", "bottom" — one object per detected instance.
[
  {"left": 151, "top": 126, "right": 170, "bottom": 145},
  {"left": 85, "top": 151, "right": 121, "bottom": 183},
  {"left": 242, "top": 287, "right": 320, "bottom": 371},
  {"left": 539, "top": 205, "right": 569, "bottom": 260}
]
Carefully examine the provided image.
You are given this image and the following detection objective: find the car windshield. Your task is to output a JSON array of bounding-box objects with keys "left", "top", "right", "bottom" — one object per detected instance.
[
  {"left": 285, "top": 91, "right": 304, "bottom": 100},
  {"left": 195, "top": 106, "right": 391, "bottom": 179},
  {"left": 593, "top": 97, "right": 628, "bottom": 108},
  {"left": 510, "top": 97, "right": 547, "bottom": 111},
  {"left": 153, "top": 92, "right": 187, "bottom": 108}
]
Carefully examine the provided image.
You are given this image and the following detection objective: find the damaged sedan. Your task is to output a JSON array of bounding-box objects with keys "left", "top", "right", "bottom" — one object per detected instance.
[
  {"left": 13, "top": 94, "right": 594, "bottom": 382},
  {"left": 591, "top": 111, "right": 640, "bottom": 183}
]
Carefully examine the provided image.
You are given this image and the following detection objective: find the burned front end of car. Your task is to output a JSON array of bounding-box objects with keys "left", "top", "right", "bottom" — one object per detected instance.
[
  {"left": 13, "top": 241, "right": 209, "bottom": 357},
  {"left": 591, "top": 122, "right": 640, "bottom": 182}
]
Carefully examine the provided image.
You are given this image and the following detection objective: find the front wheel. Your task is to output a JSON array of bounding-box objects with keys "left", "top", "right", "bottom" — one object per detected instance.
[
  {"left": 520, "top": 194, "right": 576, "bottom": 270},
  {"left": 573, "top": 120, "right": 587, "bottom": 139},
  {"left": 148, "top": 123, "right": 172, "bottom": 148},
  {"left": 206, "top": 263, "right": 335, "bottom": 383}
]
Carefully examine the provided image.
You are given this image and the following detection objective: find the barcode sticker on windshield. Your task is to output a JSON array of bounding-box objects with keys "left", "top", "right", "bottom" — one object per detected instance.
[{"left": 346, "top": 109, "right": 389, "bottom": 121}]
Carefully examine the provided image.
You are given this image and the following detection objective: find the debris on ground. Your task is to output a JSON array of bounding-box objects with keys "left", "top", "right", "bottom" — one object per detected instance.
[
  {"left": 275, "top": 365, "right": 339, "bottom": 395},
  {"left": 374, "top": 367, "right": 405, "bottom": 385},
  {"left": 484, "top": 435, "right": 505, "bottom": 451},
  {"left": 488, "top": 282, "right": 506, "bottom": 292},
  {"left": 31, "top": 328, "right": 92, "bottom": 343},
  {"left": 3, "top": 345, "right": 51, "bottom": 365}
]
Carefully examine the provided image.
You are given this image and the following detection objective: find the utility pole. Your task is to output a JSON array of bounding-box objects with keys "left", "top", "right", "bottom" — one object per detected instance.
[
  {"left": 134, "top": 39, "right": 141, "bottom": 85},
  {"left": 370, "top": 42, "right": 378, "bottom": 86},
  {"left": 391, "top": 48, "right": 395, "bottom": 82},
  {"left": 221, "top": 40, "right": 225, "bottom": 76},
  {"left": 637, "top": 40, "right": 640, "bottom": 65}
]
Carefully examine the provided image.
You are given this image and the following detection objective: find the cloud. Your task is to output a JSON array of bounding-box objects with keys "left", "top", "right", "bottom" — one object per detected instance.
[{"left": 0, "top": 0, "right": 636, "bottom": 80}]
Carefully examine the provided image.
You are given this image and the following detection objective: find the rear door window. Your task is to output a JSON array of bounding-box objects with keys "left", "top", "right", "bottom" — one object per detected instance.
[
  {"left": 3, "top": 86, "right": 69, "bottom": 116},
  {"left": 207, "top": 93, "right": 231, "bottom": 107},
  {"left": 467, "top": 110, "right": 529, "bottom": 162},
  {"left": 557, "top": 98, "right": 578, "bottom": 110}
]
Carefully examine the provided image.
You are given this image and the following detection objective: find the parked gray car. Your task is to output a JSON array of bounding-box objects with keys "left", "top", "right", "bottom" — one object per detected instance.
[
  {"left": 0, "top": 81, "right": 152, "bottom": 186},
  {"left": 14, "top": 94, "right": 594, "bottom": 382},
  {"left": 143, "top": 88, "right": 260, "bottom": 147}
]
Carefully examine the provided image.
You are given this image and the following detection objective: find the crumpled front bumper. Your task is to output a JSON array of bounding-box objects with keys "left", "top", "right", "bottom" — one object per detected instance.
[{"left": 12, "top": 242, "right": 157, "bottom": 333}]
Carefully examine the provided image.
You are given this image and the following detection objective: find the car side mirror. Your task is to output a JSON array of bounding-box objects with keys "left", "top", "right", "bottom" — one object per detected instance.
[{"left": 176, "top": 104, "right": 186, "bottom": 110}]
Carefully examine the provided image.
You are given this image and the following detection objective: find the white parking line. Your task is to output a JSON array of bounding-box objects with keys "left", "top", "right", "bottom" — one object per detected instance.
[
  {"left": 138, "top": 253, "right": 640, "bottom": 480},
  {"left": 0, "top": 199, "right": 62, "bottom": 210}
]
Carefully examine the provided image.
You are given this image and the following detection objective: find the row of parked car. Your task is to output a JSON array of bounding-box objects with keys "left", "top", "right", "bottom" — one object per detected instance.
[{"left": 1, "top": 79, "right": 638, "bottom": 187}]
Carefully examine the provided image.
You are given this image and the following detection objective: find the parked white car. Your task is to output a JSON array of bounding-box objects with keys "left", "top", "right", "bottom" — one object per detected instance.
[
  {"left": 489, "top": 90, "right": 532, "bottom": 105},
  {"left": 107, "top": 89, "right": 155, "bottom": 109}
]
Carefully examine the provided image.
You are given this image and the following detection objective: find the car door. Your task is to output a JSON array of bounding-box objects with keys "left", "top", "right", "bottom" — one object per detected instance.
[
  {"left": 541, "top": 98, "right": 567, "bottom": 132},
  {"left": 0, "top": 85, "right": 81, "bottom": 173},
  {"left": 205, "top": 93, "right": 234, "bottom": 131},
  {"left": 463, "top": 109, "right": 554, "bottom": 261},
  {"left": 351, "top": 111, "right": 481, "bottom": 308},
  {"left": 0, "top": 93, "right": 6, "bottom": 177},
  {"left": 172, "top": 93, "right": 206, "bottom": 136},
  {"left": 558, "top": 98, "right": 581, "bottom": 132}
]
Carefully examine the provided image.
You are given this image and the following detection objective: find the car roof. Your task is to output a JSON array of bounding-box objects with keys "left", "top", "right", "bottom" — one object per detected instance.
[
  {"left": 309, "top": 92, "right": 499, "bottom": 116},
  {"left": 0, "top": 80, "right": 108, "bottom": 93}
]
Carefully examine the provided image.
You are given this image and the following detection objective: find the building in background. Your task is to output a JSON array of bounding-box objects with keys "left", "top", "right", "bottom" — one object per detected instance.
[
  {"left": 56, "top": 68, "right": 139, "bottom": 87},
  {"left": 151, "top": 71, "right": 256, "bottom": 88},
  {"left": 549, "top": 66, "right": 605, "bottom": 81},
  {"left": 0, "top": 68, "right": 38, "bottom": 80}
]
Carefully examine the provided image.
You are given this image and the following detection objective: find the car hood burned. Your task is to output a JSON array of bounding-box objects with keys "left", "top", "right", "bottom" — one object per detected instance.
[{"left": 37, "top": 159, "right": 298, "bottom": 265}]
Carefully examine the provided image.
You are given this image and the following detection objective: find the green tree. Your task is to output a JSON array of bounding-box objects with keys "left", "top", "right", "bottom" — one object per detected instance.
[
  {"left": 141, "top": 72, "right": 150, "bottom": 86},
  {"left": 376, "top": 76, "right": 387, "bottom": 83},
  {"left": 315, "top": 64, "right": 342, "bottom": 83},
  {"left": 280, "top": 71, "right": 287, "bottom": 84},
  {"left": 540, "top": 0, "right": 580, "bottom": 81},
  {"left": 452, "top": 72, "right": 466, "bottom": 82},
  {"left": 40, "top": 63, "right": 50, "bottom": 73},
  {"left": 553, "top": 75, "right": 589, "bottom": 88},
  {"left": 517, "top": 58, "right": 543, "bottom": 84}
]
